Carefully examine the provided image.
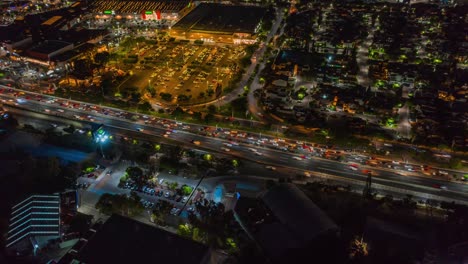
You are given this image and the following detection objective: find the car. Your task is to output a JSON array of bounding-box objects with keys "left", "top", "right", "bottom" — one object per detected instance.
[
  {"left": 164, "top": 191, "right": 170, "bottom": 198},
  {"left": 191, "top": 140, "right": 201, "bottom": 145},
  {"left": 136, "top": 128, "right": 143, "bottom": 132},
  {"left": 433, "top": 184, "right": 447, "bottom": 190},
  {"left": 255, "top": 152, "right": 263, "bottom": 156},
  {"left": 182, "top": 196, "right": 188, "bottom": 203},
  {"left": 265, "top": 166, "right": 276, "bottom": 171},
  {"left": 292, "top": 156, "right": 302, "bottom": 161},
  {"left": 221, "top": 147, "right": 230, "bottom": 152},
  {"left": 171, "top": 208, "right": 181, "bottom": 215}
]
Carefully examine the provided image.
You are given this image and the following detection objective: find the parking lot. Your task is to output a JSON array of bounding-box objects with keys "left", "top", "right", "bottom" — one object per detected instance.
[
  {"left": 77, "top": 162, "right": 204, "bottom": 218},
  {"left": 129, "top": 42, "right": 245, "bottom": 104}
]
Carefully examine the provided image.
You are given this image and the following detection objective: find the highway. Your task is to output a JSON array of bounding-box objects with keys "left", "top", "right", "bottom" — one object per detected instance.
[
  {"left": 1, "top": 86, "right": 463, "bottom": 176},
  {"left": 2, "top": 93, "right": 468, "bottom": 205}
]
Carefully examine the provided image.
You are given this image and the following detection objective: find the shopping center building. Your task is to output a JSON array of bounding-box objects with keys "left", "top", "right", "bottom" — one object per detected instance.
[
  {"left": 170, "top": 3, "right": 266, "bottom": 44},
  {"left": 90, "top": 0, "right": 193, "bottom": 21}
]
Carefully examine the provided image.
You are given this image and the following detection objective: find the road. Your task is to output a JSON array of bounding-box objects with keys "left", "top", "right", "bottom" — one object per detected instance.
[
  {"left": 2, "top": 86, "right": 467, "bottom": 175},
  {"left": 4, "top": 102, "right": 468, "bottom": 205},
  {"left": 356, "top": 18, "right": 375, "bottom": 91},
  {"left": 397, "top": 102, "right": 412, "bottom": 139}
]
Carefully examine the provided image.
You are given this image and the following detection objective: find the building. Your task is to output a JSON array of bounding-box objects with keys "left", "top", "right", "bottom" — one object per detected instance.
[
  {"left": 59, "top": 214, "right": 211, "bottom": 264},
  {"left": 6, "top": 194, "right": 61, "bottom": 252},
  {"left": 0, "top": 24, "right": 32, "bottom": 52},
  {"left": 91, "top": 0, "right": 192, "bottom": 21},
  {"left": 26, "top": 40, "right": 74, "bottom": 65},
  {"left": 170, "top": 3, "right": 266, "bottom": 44},
  {"left": 234, "top": 183, "right": 342, "bottom": 263}
]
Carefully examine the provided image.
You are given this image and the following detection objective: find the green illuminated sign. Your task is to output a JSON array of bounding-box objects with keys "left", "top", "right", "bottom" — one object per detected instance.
[
  {"left": 104, "top": 10, "right": 112, "bottom": 14},
  {"left": 145, "top": 11, "right": 153, "bottom": 14}
]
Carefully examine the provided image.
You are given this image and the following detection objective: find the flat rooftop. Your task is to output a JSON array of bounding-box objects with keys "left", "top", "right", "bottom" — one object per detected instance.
[
  {"left": 74, "top": 214, "right": 209, "bottom": 264},
  {"left": 173, "top": 3, "right": 266, "bottom": 34},
  {"left": 42, "top": 15, "right": 63, "bottom": 26},
  {"left": 29, "top": 41, "right": 71, "bottom": 54}
]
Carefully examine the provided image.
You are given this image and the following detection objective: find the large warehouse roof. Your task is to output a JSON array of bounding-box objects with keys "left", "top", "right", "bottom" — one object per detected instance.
[
  {"left": 172, "top": 3, "right": 266, "bottom": 34},
  {"left": 72, "top": 214, "right": 210, "bottom": 264},
  {"left": 261, "top": 183, "right": 338, "bottom": 244}
]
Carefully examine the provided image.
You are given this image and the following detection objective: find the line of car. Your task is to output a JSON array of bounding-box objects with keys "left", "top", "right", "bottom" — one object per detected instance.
[{"left": 2, "top": 87, "right": 459, "bottom": 184}]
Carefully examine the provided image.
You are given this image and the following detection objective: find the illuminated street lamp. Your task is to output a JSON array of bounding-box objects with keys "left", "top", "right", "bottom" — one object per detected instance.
[
  {"left": 94, "top": 127, "right": 109, "bottom": 143},
  {"left": 92, "top": 125, "right": 111, "bottom": 157}
]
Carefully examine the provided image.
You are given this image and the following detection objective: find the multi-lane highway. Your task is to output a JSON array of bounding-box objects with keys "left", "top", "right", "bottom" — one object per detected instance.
[
  {"left": 1, "top": 101, "right": 467, "bottom": 205},
  {"left": 1, "top": 86, "right": 467, "bottom": 203}
]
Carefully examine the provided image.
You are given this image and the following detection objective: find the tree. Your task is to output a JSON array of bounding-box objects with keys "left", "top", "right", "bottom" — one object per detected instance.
[
  {"left": 94, "top": 52, "right": 110, "bottom": 65},
  {"left": 204, "top": 113, "right": 215, "bottom": 123},
  {"left": 207, "top": 88, "right": 215, "bottom": 97},
  {"left": 181, "top": 185, "right": 193, "bottom": 196},
  {"left": 172, "top": 107, "right": 184, "bottom": 117},
  {"left": 139, "top": 101, "right": 153, "bottom": 112},
  {"left": 349, "top": 236, "right": 369, "bottom": 261},
  {"left": 131, "top": 91, "right": 141, "bottom": 103},
  {"left": 167, "top": 182, "right": 179, "bottom": 190},
  {"left": 188, "top": 200, "right": 235, "bottom": 248},
  {"left": 193, "top": 111, "right": 202, "bottom": 121},
  {"left": 449, "top": 158, "right": 462, "bottom": 169},
  {"left": 207, "top": 105, "right": 217, "bottom": 114},
  {"left": 126, "top": 166, "right": 147, "bottom": 185},
  {"left": 177, "top": 223, "right": 193, "bottom": 238},
  {"left": 168, "top": 145, "right": 183, "bottom": 161},
  {"left": 159, "top": 92, "right": 172, "bottom": 101},
  {"left": 151, "top": 200, "right": 173, "bottom": 225},
  {"left": 95, "top": 193, "right": 144, "bottom": 217}
]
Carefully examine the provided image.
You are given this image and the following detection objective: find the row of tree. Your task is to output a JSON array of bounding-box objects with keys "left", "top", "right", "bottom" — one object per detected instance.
[{"left": 95, "top": 192, "right": 144, "bottom": 217}]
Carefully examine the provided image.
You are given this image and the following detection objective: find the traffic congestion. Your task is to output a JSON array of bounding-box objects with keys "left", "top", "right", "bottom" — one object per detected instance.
[{"left": 0, "top": 85, "right": 465, "bottom": 190}]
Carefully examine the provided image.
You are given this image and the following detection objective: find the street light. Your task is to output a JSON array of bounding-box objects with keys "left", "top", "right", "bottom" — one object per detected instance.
[{"left": 93, "top": 125, "right": 110, "bottom": 158}]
